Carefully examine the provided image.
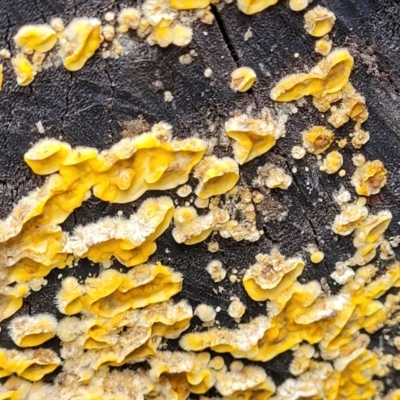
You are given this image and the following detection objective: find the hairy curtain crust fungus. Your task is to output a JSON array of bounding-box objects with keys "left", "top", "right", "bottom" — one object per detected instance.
[
  {"left": 230, "top": 67, "right": 257, "bottom": 92},
  {"left": 243, "top": 248, "right": 305, "bottom": 301},
  {"left": 11, "top": 54, "right": 36, "bottom": 86},
  {"left": 13, "top": 24, "right": 57, "bottom": 54},
  {"left": 351, "top": 160, "right": 388, "bottom": 196},
  {"left": 302, "top": 125, "right": 334, "bottom": 154},
  {"left": 289, "top": 0, "right": 309, "bottom": 12},
  {"left": 270, "top": 48, "right": 354, "bottom": 102},
  {"left": 9, "top": 314, "right": 57, "bottom": 347},
  {"left": 304, "top": 6, "right": 336, "bottom": 37},
  {"left": 194, "top": 156, "right": 239, "bottom": 199},
  {"left": 59, "top": 18, "right": 103, "bottom": 71},
  {"left": 237, "top": 0, "right": 278, "bottom": 15},
  {"left": 0, "top": 284, "right": 30, "bottom": 323},
  {"left": 225, "top": 112, "right": 284, "bottom": 164}
]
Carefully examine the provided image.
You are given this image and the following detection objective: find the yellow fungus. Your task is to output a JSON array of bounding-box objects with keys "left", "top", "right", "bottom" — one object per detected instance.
[
  {"left": 255, "top": 163, "right": 292, "bottom": 190},
  {"left": 172, "top": 25, "right": 193, "bottom": 47},
  {"left": 310, "top": 250, "right": 324, "bottom": 263},
  {"left": 225, "top": 112, "right": 284, "bottom": 164},
  {"left": 148, "top": 25, "right": 173, "bottom": 47},
  {"left": 143, "top": 0, "right": 177, "bottom": 25},
  {"left": 315, "top": 36, "right": 332, "bottom": 56},
  {"left": 102, "top": 24, "right": 115, "bottom": 41},
  {"left": 230, "top": 66, "right": 257, "bottom": 92},
  {"left": 302, "top": 125, "right": 334, "bottom": 154},
  {"left": 304, "top": 5, "right": 336, "bottom": 37},
  {"left": 50, "top": 18, "right": 64, "bottom": 32},
  {"left": 117, "top": 8, "right": 141, "bottom": 33},
  {"left": 194, "top": 156, "right": 240, "bottom": 199},
  {"left": 14, "top": 24, "right": 57, "bottom": 54},
  {"left": 321, "top": 150, "right": 343, "bottom": 174},
  {"left": 228, "top": 298, "right": 246, "bottom": 320},
  {"left": 243, "top": 248, "right": 305, "bottom": 301},
  {"left": 0, "top": 284, "right": 30, "bottom": 323},
  {"left": 332, "top": 198, "right": 368, "bottom": 236},
  {"left": 9, "top": 314, "right": 57, "bottom": 347},
  {"left": 59, "top": 18, "right": 103, "bottom": 71},
  {"left": 351, "top": 160, "right": 388, "bottom": 196},
  {"left": 11, "top": 54, "right": 36, "bottom": 86},
  {"left": 0, "top": 64, "right": 3, "bottom": 91},
  {"left": 206, "top": 260, "right": 226, "bottom": 282},
  {"left": 237, "top": 0, "right": 278, "bottom": 15},
  {"left": 195, "top": 304, "right": 216, "bottom": 323},
  {"left": 289, "top": 0, "right": 309, "bottom": 12},
  {"left": 270, "top": 48, "right": 354, "bottom": 102},
  {"left": 169, "top": 0, "right": 211, "bottom": 10},
  {"left": 351, "top": 123, "right": 370, "bottom": 148}
]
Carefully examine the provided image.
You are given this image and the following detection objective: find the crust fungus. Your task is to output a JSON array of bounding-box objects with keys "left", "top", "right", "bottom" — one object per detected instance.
[
  {"left": 302, "top": 125, "right": 334, "bottom": 154},
  {"left": 9, "top": 314, "right": 57, "bottom": 348},
  {"left": 351, "top": 123, "right": 370, "bottom": 149},
  {"left": 230, "top": 66, "right": 257, "bottom": 92},
  {"left": 206, "top": 260, "right": 226, "bottom": 282},
  {"left": 304, "top": 6, "right": 336, "bottom": 37},
  {"left": 228, "top": 298, "right": 246, "bottom": 320},
  {"left": 117, "top": 8, "right": 141, "bottom": 33},
  {"left": 243, "top": 248, "right": 305, "bottom": 301},
  {"left": 270, "top": 48, "right": 354, "bottom": 102},
  {"left": 332, "top": 197, "right": 368, "bottom": 236},
  {"left": 13, "top": 24, "right": 57, "bottom": 54},
  {"left": 172, "top": 206, "right": 229, "bottom": 245},
  {"left": 315, "top": 37, "right": 332, "bottom": 56},
  {"left": 194, "top": 156, "right": 239, "bottom": 199},
  {"left": 169, "top": 0, "right": 211, "bottom": 10},
  {"left": 237, "top": 0, "right": 278, "bottom": 15},
  {"left": 11, "top": 54, "right": 36, "bottom": 86},
  {"left": 0, "top": 284, "right": 30, "bottom": 323},
  {"left": 0, "top": 348, "right": 61, "bottom": 381},
  {"left": 289, "top": 0, "right": 309, "bottom": 12},
  {"left": 351, "top": 160, "right": 388, "bottom": 196},
  {"left": 225, "top": 112, "right": 284, "bottom": 164},
  {"left": 321, "top": 151, "right": 343, "bottom": 174},
  {"left": 57, "top": 264, "right": 182, "bottom": 317},
  {"left": 59, "top": 18, "right": 103, "bottom": 71},
  {"left": 254, "top": 163, "right": 292, "bottom": 190}
]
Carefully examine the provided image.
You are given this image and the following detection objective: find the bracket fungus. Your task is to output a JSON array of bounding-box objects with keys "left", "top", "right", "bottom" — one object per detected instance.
[
  {"left": 59, "top": 18, "right": 103, "bottom": 71},
  {"left": 304, "top": 6, "right": 336, "bottom": 37},
  {"left": 225, "top": 112, "right": 284, "bottom": 164},
  {"left": 194, "top": 156, "right": 239, "bottom": 199},
  {"left": 243, "top": 248, "right": 305, "bottom": 302},
  {"left": 351, "top": 160, "right": 388, "bottom": 196},
  {"left": 270, "top": 48, "right": 354, "bottom": 102},
  {"left": 13, "top": 24, "right": 57, "bottom": 54}
]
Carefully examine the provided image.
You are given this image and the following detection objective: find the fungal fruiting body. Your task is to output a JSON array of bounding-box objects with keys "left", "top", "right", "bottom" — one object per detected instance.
[
  {"left": 315, "top": 37, "right": 332, "bottom": 56},
  {"left": 236, "top": 0, "right": 278, "bottom": 15},
  {"left": 169, "top": 0, "right": 211, "bottom": 10},
  {"left": 351, "top": 160, "right": 388, "bottom": 196},
  {"left": 270, "top": 48, "right": 354, "bottom": 102},
  {"left": 59, "top": 18, "right": 103, "bottom": 71},
  {"left": 289, "top": 0, "right": 309, "bottom": 12},
  {"left": 302, "top": 126, "right": 334, "bottom": 154},
  {"left": 194, "top": 156, "right": 239, "bottom": 199},
  {"left": 9, "top": 314, "right": 57, "bottom": 347},
  {"left": 304, "top": 6, "right": 336, "bottom": 37},
  {"left": 11, "top": 54, "right": 36, "bottom": 86},
  {"left": 230, "top": 66, "right": 257, "bottom": 92},
  {"left": 321, "top": 151, "right": 343, "bottom": 174},
  {"left": 13, "top": 24, "right": 57, "bottom": 54},
  {"left": 225, "top": 112, "right": 284, "bottom": 164}
]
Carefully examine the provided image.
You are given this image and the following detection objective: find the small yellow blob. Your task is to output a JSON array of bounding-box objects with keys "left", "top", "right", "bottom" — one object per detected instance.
[
  {"left": 194, "top": 304, "right": 216, "bottom": 323},
  {"left": 310, "top": 250, "right": 324, "bottom": 263},
  {"left": 289, "top": 0, "right": 309, "bottom": 12},
  {"left": 228, "top": 298, "right": 246, "bottom": 320},
  {"left": 14, "top": 24, "right": 57, "bottom": 54},
  {"left": 351, "top": 123, "right": 370, "bottom": 148},
  {"left": 11, "top": 54, "right": 36, "bottom": 86},
  {"left": 230, "top": 66, "right": 257, "bottom": 92},
  {"left": 351, "top": 160, "right": 388, "bottom": 196},
  {"left": 118, "top": 8, "right": 141, "bottom": 33},
  {"left": 149, "top": 25, "right": 173, "bottom": 47},
  {"left": 206, "top": 260, "right": 226, "bottom": 282},
  {"left": 304, "top": 5, "right": 336, "bottom": 37},
  {"left": 169, "top": 0, "right": 211, "bottom": 10},
  {"left": 321, "top": 151, "right": 343, "bottom": 174},
  {"left": 302, "top": 126, "right": 334, "bottom": 154},
  {"left": 59, "top": 18, "right": 103, "bottom": 71},
  {"left": 194, "top": 156, "right": 239, "bottom": 199},
  {"left": 172, "top": 25, "right": 193, "bottom": 47},
  {"left": 291, "top": 145, "right": 306, "bottom": 159},
  {"left": 315, "top": 37, "right": 332, "bottom": 56},
  {"left": 237, "top": 0, "right": 278, "bottom": 15},
  {"left": 271, "top": 48, "right": 353, "bottom": 102}
]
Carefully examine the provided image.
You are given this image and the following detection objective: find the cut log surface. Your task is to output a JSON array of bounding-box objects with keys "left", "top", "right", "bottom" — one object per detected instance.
[{"left": 0, "top": 0, "right": 400, "bottom": 394}]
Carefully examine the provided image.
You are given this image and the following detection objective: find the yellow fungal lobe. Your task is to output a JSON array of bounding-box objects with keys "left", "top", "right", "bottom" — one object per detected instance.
[
  {"left": 228, "top": 298, "right": 246, "bottom": 320},
  {"left": 321, "top": 150, "right": 343, "bottom": 174},
  {"left": 11, "top": 54, "right": 36, "bottom": 86},
  {"left": 289, "top": 0, "right": 309, "bottom": 12},
  {"left": 14, "top": 24, "right": 57, "bottom": 54},
  {"left": 194, "top": 156, "right": 240, "bottom": 199},
  {"left": 351, "top": 160, "right": 388, "bottom": 196},
  {"left": 225, "top": 112, "right": 284, "bottom": 164},
  {"left": 148, "top": 25, "right": 173, "bottom": 48},
  {"left": 206, "top": 259, "right": 226, "bottom": 282},
  {"left": 237, "top": 0, "right": 278, "bottom": 16},
  {"left": 255, "top": 163, "right": 292, "bottom": 190},
  {"left": 230, "top": 66, "right": 257, "bottom": 92},
  {"left": 304, "top": 5, "right": 336, "bottom": 37},
  {"left": 270, "top": 48, "right": 354, "bottom": 102},
  {"left": 59, "top": 18, "right": 103, "bottom": 71},
  {"left": 310, "top": 250, "right": 324, "bottom": 264},
  {"left": 169, "top": 0, "right": 211, "bottom": 10},
  {"left": 194, "top": 304, "right": 216, "bottom": 323},
  {"left": 0, "top": 64, "right": 3, "bottom": 91},
  {"left": 117, "top": 8, "right": 141, "bottom": 33},
  {"left": 172, "top": 25, "right": 193, "bottom": 47},
  {"left": 315, "top": 36, "right": 332, "bottom": 56},
  {"left": 8, "top": 313, "right": 57, "bottom": 347},
  {"left": 332, "top": 197, "right": 368, "bottom": 236},
  {"left": 302, "top": 125, "right": 334, "bottom": 154},
  {"left": 143, "top": 0, "right": 178, "bottom": 26},
  {"left": 243, "top": 248, "right": 305, "bottom": 301},
  {"left": 351, "top": 123, "right": 370, "bottom": 148}
]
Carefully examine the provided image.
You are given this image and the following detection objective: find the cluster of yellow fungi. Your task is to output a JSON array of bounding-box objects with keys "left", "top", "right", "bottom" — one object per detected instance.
[{"left": 1, "top": 1, "right": 400, "bottom": 400}]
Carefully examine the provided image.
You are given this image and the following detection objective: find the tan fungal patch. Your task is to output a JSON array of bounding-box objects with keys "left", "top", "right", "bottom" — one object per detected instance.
[
  {"left": 230, "top": 66, "right": 257, "bottom": 92},
  {"left": 302, "top": 126, "right": 334, "bottom": 154},
  {"left": 304, "top": 6, "right": 336, "bottom": 37},
  {"left": 351, "top": 160, "right": 388, "bottom": 196}
]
